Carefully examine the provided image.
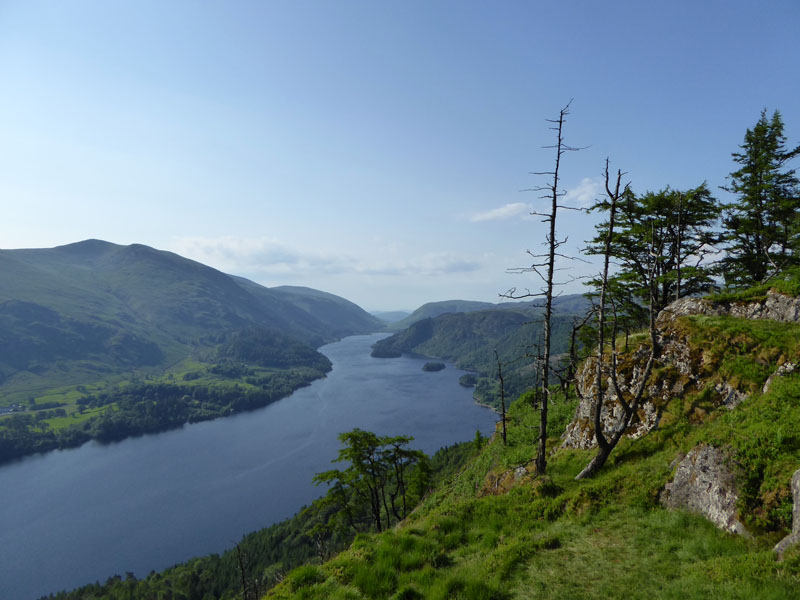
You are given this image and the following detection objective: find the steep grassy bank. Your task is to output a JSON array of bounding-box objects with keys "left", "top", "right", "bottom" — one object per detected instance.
[{"left": 266, "top": 287, "right": 800, "bottom": 599}]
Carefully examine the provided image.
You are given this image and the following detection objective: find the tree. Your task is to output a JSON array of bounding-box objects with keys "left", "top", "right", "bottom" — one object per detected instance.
[
  {"left": 575, "top": 161, "right": 658, "bottom": 480},
  {"left": 585, "top": 183, "right": 720, "bottom": 326},
  {"left": 720, "top": 109, "right": 800, "bottom": 285},
  {"left": 313, "top": 429, "right": 424, "bottom": 534},
  {"left": 505, "top": 101, "right": 581, "bottom": 475}
]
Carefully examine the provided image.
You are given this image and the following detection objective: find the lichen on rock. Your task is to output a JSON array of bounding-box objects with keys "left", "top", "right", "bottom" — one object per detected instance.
[
  {"left": 561, "top": 290, "right": 800, "bottom": 450},
  {"left": 660, "top": 444, "right": 748, "bottom": 536},
  {"left": 774, "top": 468, "right": 800, "bottom": 558}
]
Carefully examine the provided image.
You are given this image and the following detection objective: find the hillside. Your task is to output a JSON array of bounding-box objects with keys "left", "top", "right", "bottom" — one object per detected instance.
[
  {"left": 43, "top": 274, "right": 800, "bottom": 599},
  {"left": 386, "top": 300, "right": 497, "bottom": 331},
  {"left": 372, "top": 308, "right": 579, "bottom": 409},
  {"left": 0, "top": 240, "right": 380, "bottom": 385},
  {"left": 387, "top": 295, "right": 590, "bottom": 332},
  {"left": 54, "top": 276, "right": 800, "bottom": 600},
  {"left": 0, "top": 240, "right": 381, "bottom": 462},
  {"left": 261, "top": 276, "right": 800, "bottom": 599}
]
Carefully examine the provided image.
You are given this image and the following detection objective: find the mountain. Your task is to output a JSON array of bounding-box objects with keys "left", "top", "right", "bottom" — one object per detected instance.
[
  {"left": 0, "top": 240, "right": 382, "bottom": 461},
  {"left": 270, "top": 285, "right": 384, "bottom": 338},
  {"left": 370, "top": 310, "right": 412, "bottom": 324},
  {"left": 0, "top": 240, "right": 379, "bottom": 377},
  {"left": 386, "top": 300, "right": 497, "bottom": 331},
  {"left": 373, "top": 306, "right": 580, "bottom": 408},
  {"left": 387, "top": 294, "right": 591, "bottom": 331}
]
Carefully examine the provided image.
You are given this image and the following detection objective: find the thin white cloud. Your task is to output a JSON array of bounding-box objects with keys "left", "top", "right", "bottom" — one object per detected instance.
[
  {"left": 168, "top": 236, "right": 483, "bottom": 280},
  {"left": 470, "top": 202, "right": 531, "bottom": 222},
  {"left": 169, "top": 236, "right": 355, "bottom": 276},
  {"left": 564, "top": 178, "right": 601, "bottom": 208}
]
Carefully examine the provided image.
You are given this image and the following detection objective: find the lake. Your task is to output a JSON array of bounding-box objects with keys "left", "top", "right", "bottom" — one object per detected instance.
[{"left": 0, "top": 333, "right": 496, "bottom": 600}]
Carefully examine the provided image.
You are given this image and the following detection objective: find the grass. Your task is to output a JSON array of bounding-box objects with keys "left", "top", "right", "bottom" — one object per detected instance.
[
  {"left": 266, "top": 301, "right": 800, "bottom": 599},
  {"left": 711, "top": 267, "right": 800, "bottom": 303},
  {"left": 0, "top": 359, "right": 314, "bottom": 437}
]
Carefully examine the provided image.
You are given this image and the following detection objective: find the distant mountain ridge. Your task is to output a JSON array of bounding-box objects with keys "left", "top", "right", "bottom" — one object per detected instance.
[
  {"left": 0, "top": 239, "right": 382, "bottom": 392},
  {"left": 373, "top": 303, "right": 582, "bottom": 409},
  {"left": 386, "top": 295, "right": 590, "bottom": 331}
]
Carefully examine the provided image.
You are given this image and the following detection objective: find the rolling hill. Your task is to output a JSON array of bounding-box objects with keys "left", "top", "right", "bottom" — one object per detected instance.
[
  {"left": 372, "top": 306, "right": 581, "bottom": 408},
  {"left": 0, "top": 240, "right": 383, "bottom": 462},
  {"left": 0, "top": 240, "right": 381, "bottom": 386},
  {"left": 386, "top": 295, "right": 590, "bottom": 331}
]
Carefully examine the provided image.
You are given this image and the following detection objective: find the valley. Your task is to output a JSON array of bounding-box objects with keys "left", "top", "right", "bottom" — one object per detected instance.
[{"left": 0, "top": 240, "right": 382, "bottom": 464}]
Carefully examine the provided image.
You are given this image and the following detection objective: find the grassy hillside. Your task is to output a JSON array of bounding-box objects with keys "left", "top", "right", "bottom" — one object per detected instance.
[{"left": 262, "top": 284, "right": 800, "bottom": 599}]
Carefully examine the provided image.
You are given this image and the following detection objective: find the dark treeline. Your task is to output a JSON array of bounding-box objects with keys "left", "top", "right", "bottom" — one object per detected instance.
[
  {"left": 0, "top": 367, "right": 325, "bottom": 465},
  {"left": 42, "top": 440, "right": 479, "bottom": 600}
]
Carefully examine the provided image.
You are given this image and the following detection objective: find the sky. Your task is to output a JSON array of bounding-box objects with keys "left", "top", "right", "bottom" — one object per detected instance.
[{"left": 0, "top": 1, "right": 798, "bottom": 311}]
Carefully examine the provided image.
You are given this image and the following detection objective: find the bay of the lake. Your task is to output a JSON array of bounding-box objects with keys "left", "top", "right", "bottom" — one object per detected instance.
[{"left": 0, "top": 333, "right": 496, "bottom": 600}]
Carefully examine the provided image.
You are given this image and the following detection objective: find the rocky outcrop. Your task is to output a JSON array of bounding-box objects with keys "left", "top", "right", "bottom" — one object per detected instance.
[
  {"left": 661, "top": 445, "right": 748, "bottom": 536},
  {"left": 774, "top": 469, "right": 800, "bottom": 557},
  {"left": 664, "top": 290, "right": 800, "bottom": 323},
  {"left": 561, "top": 290, "right": 800, "bottom": 450}
]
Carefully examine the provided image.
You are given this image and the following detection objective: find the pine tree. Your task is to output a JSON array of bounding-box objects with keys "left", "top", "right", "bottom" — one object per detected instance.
[
  {"left": 585, "top": 183, "right": 720, "bottom": 326},
  {"left": 721, "top": 109, "right": 800, "bottom": 285}
]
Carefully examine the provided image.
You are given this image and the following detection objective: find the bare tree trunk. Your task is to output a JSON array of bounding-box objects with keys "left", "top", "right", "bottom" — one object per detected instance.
[
  {"left": 495, "top": 350, "right": 507, "bottom": 445},
  {"left": 535, "top": 103, "right": 571, "bottom": 475},
  {"left": 675, "top": 192, "right": 683, "bottom": 302},
  {"left": 504, "top": 101, "right": 581, "bottom": 476},
  {"left": 575, "top": 161, "right": 658, "bottom": 480}
]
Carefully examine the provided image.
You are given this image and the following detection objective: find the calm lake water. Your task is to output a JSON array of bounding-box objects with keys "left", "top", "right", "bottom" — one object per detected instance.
[{"left": 0, "top": 333, "right": 495, "bottom": 600}]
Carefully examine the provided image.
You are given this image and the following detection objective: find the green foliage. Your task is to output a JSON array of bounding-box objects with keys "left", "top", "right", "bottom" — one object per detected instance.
[
  {"left": 217, "top": 327, "right": 332, "bottom": 371},
  {"left": 313, "top": 429, "right": 426, "bottom": 533},
  {"left": 422, "top": 362, "right": 446, "bottom": 372},
  {"left": 713, "top": 266, "right": 800, "bottom": 303},
  {"left": 585, "top": 183, "right": 720, "bottom": 325},
  {"left": 720, "top": 109, "right": 800, "bottom": 286},
  {"left": 0, "top": 366, "right": 326, "bottom": 464}
]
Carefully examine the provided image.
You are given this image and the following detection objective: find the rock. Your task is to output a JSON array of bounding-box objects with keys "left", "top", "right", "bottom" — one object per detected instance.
[
  {"left": 562, "top": 290, "right": 800, "bottom": 450},
  {"left": 661, "top": 290, "right": 800, "bottom": 324},
  {"left": 727, "top": 291, "right": 800, "bottom": 322},
  {"left": 715, "top": 382, "right": 748, "bottom": 409},
  {"left": 661, "top": 444, "right": 748, "bottom": 535},
  {"left": 763, "top": 362, "right": 798, "bottom": 394},
  {"left": 774, "top": 469, "right": 800, "bottom": 558}
]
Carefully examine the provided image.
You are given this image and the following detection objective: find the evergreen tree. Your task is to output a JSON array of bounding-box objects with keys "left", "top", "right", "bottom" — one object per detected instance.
[
  {"left": 720, "top": 109, "right": 800, "bottom": 285},
  {"left": 586, "top": 183, "right": 720, "bottom": 325}
]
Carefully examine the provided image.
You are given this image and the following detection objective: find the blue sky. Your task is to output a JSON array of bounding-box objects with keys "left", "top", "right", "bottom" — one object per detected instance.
[{"left": 1, "top": 1, "right": 798, "bottom": 310}]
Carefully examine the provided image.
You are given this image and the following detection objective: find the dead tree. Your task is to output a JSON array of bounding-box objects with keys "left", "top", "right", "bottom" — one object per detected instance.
[
  {"left": 236, "top": 543, "right": 261, "bottom": 600},
  {"left": 504, "top": 101, "right": 583, "bottom": 475},
  {"left": 494, "top": 350, "right": 507, "bottom": 445},
  {"left": 575, "top": 161, "right": 658, "bottom": 480}
]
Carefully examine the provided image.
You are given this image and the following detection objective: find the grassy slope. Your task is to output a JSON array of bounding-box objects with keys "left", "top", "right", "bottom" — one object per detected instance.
[{"left": 267, "top": 290, "right": 800, "bottom": 599}]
